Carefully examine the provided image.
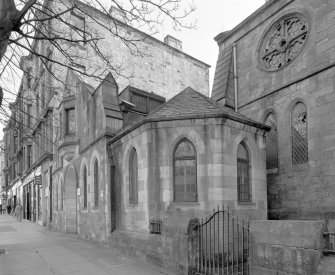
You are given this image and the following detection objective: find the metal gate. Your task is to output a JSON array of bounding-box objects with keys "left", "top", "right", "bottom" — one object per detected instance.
[{"left": 192, "top": 205, "right": 250, "bottom": 275}]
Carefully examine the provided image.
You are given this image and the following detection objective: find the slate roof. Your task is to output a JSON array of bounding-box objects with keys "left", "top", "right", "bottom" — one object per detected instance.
[
  {"left": 107, "top": 87, "right": 271, "bottom": 146},
  {"left": 211, "top": 45, "right": 234, "bottom": 104},
  {"left": 147, "top": 86, "right": 242, "bottom": 120}
]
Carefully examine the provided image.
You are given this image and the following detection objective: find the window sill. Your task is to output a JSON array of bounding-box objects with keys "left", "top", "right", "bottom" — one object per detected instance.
[
  {"left": 237, "top": 201, "right": 256, "bottom": 206},
  {"left": 292, "top": 162, "right": 309, "bottom": 172},
  {"left": 266, "top": 168, "right": 278, "bottom": 175},
  {"left": 172, "top": 202, "right": 199, "bottom": 207}
]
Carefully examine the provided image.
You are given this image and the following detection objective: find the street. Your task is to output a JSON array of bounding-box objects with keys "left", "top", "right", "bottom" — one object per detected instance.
[{"left": 0, "top": 215, "right": 173, "bottom": 275}]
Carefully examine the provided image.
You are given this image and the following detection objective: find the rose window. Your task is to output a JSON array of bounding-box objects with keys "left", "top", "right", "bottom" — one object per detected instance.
[{"left": 259, "top": 13, "right": 309, "bottom": 71}]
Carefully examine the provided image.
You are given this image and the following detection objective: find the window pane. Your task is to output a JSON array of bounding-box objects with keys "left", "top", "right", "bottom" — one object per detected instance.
[
  {"left": 292, "top": 103, "right": 308, "bottom": 164},
  {"left": 174, "top": 141, "right": 196, "bottom": 158},
  {"left": 129, "top": 149, "right": 138, "bottom": 204},
  {"left": 83, "top": 167, "right": 87, "bottom": 208},
  {"left": 66, "top": 108, "right": 76, "bottom": 134},
  {"left": 173, "top": 140, "right": 197, "bottom": 202},
  {"left": 265, "top": 113, "right": 278, "bottom": 169},
  {"left": 237, "top": 143, "right": 251, "bottom": 202},
  {"left": 94, "top": 160, "right": 99, "bottom": 207}
]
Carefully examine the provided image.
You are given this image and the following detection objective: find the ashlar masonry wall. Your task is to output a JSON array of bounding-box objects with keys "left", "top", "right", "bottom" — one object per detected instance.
[{"left": 212, "top": 0, "right": 335, "bottom": 219}]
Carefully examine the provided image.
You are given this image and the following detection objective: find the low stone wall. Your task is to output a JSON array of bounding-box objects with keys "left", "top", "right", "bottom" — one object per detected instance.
[
  {"left": 250, "top": 220, "right": 326, "bottom": 275},
  {"left": 110, "top": 229, "right": 190, "bottom": 275}
]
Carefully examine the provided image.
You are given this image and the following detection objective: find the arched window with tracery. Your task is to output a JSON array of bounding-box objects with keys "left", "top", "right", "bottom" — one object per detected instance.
[
  {"left": 265, "top": 113, "right": 278, "bottom": 170},
  {"left": 292, "top": 102, "right": 308, "bottom": 164},
  {"left": 129, "top": 148, "right": 138, "bottom": 204},
  {"left": 83, "top": 166, "right": 88, "bottom": 209},
  {"left": 237, "top": 142, "right": 251, "bottom": 202},
  {"left": 173, "top": 139, "right": 197, "bottom": 202},
  {"left": 94, "top": 160, "right": 99, "bottom": 207}
]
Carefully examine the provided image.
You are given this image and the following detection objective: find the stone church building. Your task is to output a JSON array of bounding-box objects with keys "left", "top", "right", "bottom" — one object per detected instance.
[
  {"left": 212, "top": 0, "right": 335, "bottom": 220},
  {"left": 3, "top": 0, "right": 335, "bottom": 273}
]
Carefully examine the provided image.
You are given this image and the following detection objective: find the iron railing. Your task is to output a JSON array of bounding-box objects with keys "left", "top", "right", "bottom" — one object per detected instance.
[
  {"left": 323, "top": 232, "right": 335, "bottom": 255},
  {"left": 149, "top": 218, "right": 162, "bottom": 234},
  {"left": 193, "top": 205, "right": 250, "bottom": 275}
]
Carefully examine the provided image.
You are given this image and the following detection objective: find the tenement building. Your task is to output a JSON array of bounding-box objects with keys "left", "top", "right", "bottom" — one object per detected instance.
[{"left": 212, "top": 0, "right": 335, "bottom": 220}]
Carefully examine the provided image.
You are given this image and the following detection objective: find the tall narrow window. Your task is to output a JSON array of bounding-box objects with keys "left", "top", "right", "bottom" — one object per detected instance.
[
  {"left": 265, "top": 113, "right": 278, "bottom": 170},
  {"left": 70, "top": 12, "right": 86, "bottom": 41},
  {"left": 129, "top": 148, "right": 138, "bottom": 204},
  {"left": 27, "top": 145, "right": 32, "bottom": 168},
  {"left": 59, "top": 180, "right": 63, "bottom": 210},
  {"left": 94, "top": 160, "right": 99, "bottom": 207},
  {"left": 27, "top": 104, "right": 32, "bottom": 128},
  {"left": 292, "top": 102, "right": 308, "bottom": 164},
  {"left": 83, "top": 166, "right": 87, "bottom": 209},
  {"left": 237, "top": 143, "right": 251, "bottom": 202},
  {"left": 173, "top": 139, "right": 197, "bottom": 202},
  {"left": 66, "top": 108, "right": 76, "bottom": 135},
  {"left": 55, "top": 183, "right": 58, "bottom": 211}
]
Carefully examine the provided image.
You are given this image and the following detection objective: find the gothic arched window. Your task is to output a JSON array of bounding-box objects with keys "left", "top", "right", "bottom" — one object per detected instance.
[
  {"left": 173, "top": 139, "right": 197, "bottom": 202},
  {"left": 55, "top": 182, "right": 58, "bottom": 211},
  {"left": 83, "top": 166, "right": 88, "bottom": 209},
  {"left": 292, "top": 102, "right": 308, "bottom": 164},
  {"left": 59, "top": 180, "right": 64, "bottom": 210},
  {"left": 237, "top": 142, "right": 251, "bottom": 202},
  {"left": 265, "top": 113, "right": 278, "bottom": 170},
  {"left": 94, "top": 160, "right": 99, "bottom": 207},
  {"left": 129, "top": 148, "right": 138, "bottom": 204}
]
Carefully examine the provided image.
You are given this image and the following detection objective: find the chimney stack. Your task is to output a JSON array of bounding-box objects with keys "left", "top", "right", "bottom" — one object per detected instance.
[{"left": 164, "top": 35, "right": 183, "bottom": 51}]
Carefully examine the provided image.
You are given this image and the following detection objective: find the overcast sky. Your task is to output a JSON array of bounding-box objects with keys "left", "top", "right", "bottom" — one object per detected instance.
[{"left": 158, "top": 0, "right": 265, "bottom": 95}]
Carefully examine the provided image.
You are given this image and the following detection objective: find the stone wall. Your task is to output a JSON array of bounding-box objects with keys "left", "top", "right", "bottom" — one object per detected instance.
[
  {"left": 250, "top": 220, "right": 325, "bottom": 275},
  {"left": 212, "top": 0, "right": 335, "bottom": 219}
]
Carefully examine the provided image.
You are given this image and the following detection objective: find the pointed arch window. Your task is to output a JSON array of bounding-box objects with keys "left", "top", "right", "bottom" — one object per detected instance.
[
  {"left": 55, "top": 182, "right": 58, "bottom": 211},
  {"left": 59, "top": 180, "right": 64, "bottom": 210},
  {"left": 265, "top": 113, "right": 278, "bottom": 170},
  {"left": 83, "top": 166, "right": 88, "bottom": 209},
  {"left": 237, "top": 143, "right": 251, "bottom": 202},
  {"left": 292, "top": 102, "right": 308, "bottom": 164},
  {"left": 129, "top": 148, "right": 138, "bottom": 204},
  {"left": 173, "top": 139, "right": 197, "bottom": 202},
  {"left": 94, "top": 160, "right": 99, "bottom": 207}
]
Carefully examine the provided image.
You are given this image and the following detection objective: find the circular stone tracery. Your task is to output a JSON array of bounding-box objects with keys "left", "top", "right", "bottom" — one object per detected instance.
[{"left": 259, "top": 13, "right": 309, "bottom": 71}]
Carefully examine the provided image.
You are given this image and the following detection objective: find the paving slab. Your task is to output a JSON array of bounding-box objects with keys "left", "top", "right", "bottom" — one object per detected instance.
[{"left": 0, "top": 215, "right": 174, "bottom": 275}]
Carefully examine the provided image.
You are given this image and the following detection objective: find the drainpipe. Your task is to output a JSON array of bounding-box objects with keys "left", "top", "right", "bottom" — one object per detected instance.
[{"left": 233, "top": 42, "right": 238, "bottom": 112}]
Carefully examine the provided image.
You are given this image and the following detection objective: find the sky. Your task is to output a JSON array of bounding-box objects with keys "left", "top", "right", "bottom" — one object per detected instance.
[{"left": 158, "top": 0, "right": 265, "bottom": 95}]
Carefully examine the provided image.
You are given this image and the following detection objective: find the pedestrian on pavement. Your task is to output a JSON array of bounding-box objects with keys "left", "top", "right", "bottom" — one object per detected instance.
[
  {"left": 15, "top": 203, "right": 22, "bottom": 222},
  {"left": 0, "top": 204, "right": 2, "bottom": 215},
  {"left": 7, "top": 204, "right": 11, "bottom": 215}
]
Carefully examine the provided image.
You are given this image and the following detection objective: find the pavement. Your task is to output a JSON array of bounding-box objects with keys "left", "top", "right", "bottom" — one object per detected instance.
[{"left": 0, "top": 215, "right": 174, "bottom": 275}]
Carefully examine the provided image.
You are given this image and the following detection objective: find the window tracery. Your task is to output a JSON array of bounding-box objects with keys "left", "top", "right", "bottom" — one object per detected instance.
[{"left": 259, "top": 13, "right": 309, "bottom": 71}]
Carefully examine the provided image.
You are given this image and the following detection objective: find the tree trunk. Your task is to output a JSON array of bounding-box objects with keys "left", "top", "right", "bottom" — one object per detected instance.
[{"left": 0, "top": 0, "right": 18, "bottom": 61}]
